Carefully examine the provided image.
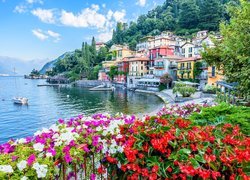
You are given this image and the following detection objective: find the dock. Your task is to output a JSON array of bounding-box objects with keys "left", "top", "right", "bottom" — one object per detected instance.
[{"left": 37, "top": 84, "right": 59, "bottom": 87}]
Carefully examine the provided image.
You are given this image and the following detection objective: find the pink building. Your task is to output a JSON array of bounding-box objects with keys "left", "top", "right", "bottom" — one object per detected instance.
[{"left": 148, "top": 46, "right": 175, "bottom": 74}]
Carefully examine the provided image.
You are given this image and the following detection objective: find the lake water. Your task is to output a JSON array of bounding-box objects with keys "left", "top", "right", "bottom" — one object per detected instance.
[{"left": 0, "top": 77, "right": 163, "bottom": 143}]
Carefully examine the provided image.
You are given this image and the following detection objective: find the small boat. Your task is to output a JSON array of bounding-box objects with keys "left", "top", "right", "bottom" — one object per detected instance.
[{"left": 13, "top": 97, "right": 28, "bottom": 105}]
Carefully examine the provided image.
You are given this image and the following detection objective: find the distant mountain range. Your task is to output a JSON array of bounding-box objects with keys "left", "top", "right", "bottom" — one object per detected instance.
[
  {"left": 0, "top": 56, "right": 48, "bottom": 76},
  {"left": 39, "top": 52, "right": 73, "bottom": 74}
]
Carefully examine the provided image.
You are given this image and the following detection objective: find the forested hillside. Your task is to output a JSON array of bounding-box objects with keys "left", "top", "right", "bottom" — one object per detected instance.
[
  {"left": 111, "top": 0, "right": 238, "bottom": 49},
  {"left": 41, "top": 0, "right": 239, "bottom": 81}
]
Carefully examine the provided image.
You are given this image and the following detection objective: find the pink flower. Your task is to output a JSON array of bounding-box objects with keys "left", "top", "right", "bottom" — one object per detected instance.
[
  {"left": 12, "top": 155, "right": 18, "bottom": 161},
  {"left": 90, "top": 173, "right": 96, "bottom": 180},
  {"left": 48, "top": 148, "right": 56, "bottom": 156},
  {"left": 64, "top": 153, "right": 72, "bottom": 163},
  {"left": 27, "top": 154, "right": 36, "bottom": 166}
]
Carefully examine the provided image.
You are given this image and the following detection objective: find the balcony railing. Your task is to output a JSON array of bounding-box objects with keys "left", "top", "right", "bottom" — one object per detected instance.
[
  {"left": 169, "top": 64, "right": 177, "bottom": 69},
  {"left": 154, "top": 64, "right": 164, "bottom": 69}
]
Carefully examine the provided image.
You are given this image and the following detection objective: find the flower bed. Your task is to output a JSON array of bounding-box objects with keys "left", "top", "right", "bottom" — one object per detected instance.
[{"left": 0, "top": 104, "right": 249, "bottom": 179}]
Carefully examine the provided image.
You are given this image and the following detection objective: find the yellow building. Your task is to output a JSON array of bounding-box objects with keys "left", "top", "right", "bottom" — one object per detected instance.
[
  {"left": 102, "top": 45, "right": 135, "bottom": 72},
  {"left": 177, "top": 56, "right": 202, "bottom": 79},
  {"left": 127, "top": 57, "right": 149, "bottom": 76},
  {"left": 109, "top": 44, "right": 135, "bottom": 61},
  {"left": 207, "top": 66, "right": 224, "bottom": 86}
]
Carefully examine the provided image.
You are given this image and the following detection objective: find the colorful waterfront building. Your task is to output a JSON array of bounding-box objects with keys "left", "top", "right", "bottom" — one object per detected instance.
[
  {"left": 176, "top": 56, "right": 205, "bottom": 80},
  {"left": 154, "top": 55, "right": 182, "bottom": 80},
  {"left": 180, "top": 42, "right": 196, "bottom": 58},
  {"left": 100, "top": 45, "right": 135, "bottom": 80},
  {"left": 148, "top": 31, "right": 176, "bottom": 49},
  {"left": 207, "top": 66, "right": 224, "bottom": 86},
  {"left": 136, "top": 36, "right": 154, "bottom": 54},
  {"left": 148, "top": 46, "right": 175, "bottom": 74}
]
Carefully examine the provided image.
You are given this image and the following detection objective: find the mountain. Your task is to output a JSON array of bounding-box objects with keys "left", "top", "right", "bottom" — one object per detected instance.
[
  {"left": 0, "top": 56, "right": 47, "bottom": 75},
  {"left": 39, "top": 52, "right": 72, "bottom": 74}
]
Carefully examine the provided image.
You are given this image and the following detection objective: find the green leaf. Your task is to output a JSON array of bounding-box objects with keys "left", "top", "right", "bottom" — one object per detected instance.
[
  {"left": 175, "top": 128, "right": 181, "bottom": 137},
  {"left": 190, "top": 158, "right": 200, "bottom": 169},
  {"left": 178, "top": 148, "right": 191, "bottom": 155},
  {"left": 195, "top": 154, "right": 206, "bottom": 163}
]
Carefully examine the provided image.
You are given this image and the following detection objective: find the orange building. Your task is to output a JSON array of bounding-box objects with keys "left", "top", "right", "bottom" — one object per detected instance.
[{"left": 207, "top": 66, "right": 224, "bottom": 86}]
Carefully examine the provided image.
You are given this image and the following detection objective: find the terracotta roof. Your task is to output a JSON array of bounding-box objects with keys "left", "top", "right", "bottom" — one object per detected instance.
[
  {"left": 125, "top": 57, "right": 149, "bottom": 62},
  {"left": 149, "top": 45, "right": 174, "bottom": 50},
  {"left": 177, "top": 56, "right": 202, "bottom": 62},
  {"left": 96, "top": 42, "right": 105, "bottom": 45}
]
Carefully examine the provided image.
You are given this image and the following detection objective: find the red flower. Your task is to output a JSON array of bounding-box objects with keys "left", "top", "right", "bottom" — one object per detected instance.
[
  {"left": 204, "top": 154, "right": 216, "bottom": 163},
  {"left": 152, "top": 165, "right": 159, "bottom": 173},
  {"left": 124, "top": 147, "right": 138, "bottom": 163},
  {"left": 97, "top": 166, "right": 106, "bottom": 174},
  {"left": 211, "top": 171, "right": 221, "bottom": 179},
  {"left": 149, "top": 173, "right": 157, "bottom": 180},
  {"left": 167, "top": 167, "right": 172, "bottom": 173},
  {"left": 179, "top": 164, "right": 197, "bottom": 176}
]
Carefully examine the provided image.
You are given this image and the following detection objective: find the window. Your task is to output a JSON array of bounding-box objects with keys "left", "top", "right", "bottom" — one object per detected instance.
[
  {"left": 141, "top": 61, "right": 143, "bottom": 64},
  {"left": 141, "top": 66, "right": 143, "bottom": 70},
  {"left": 182, "top": 48, "right": 185, "bottom": 54},
  {"left": 150, "top": 53, "right": 153, "bottom": 60},
  {"left": 141, "top": 73, "right": 143, "bottom": 76},
  {"left": 189, "top": 47, "right": 192, "bottom": 53},
  {"left": 118, "top": 50, "right": 122, "bottom": 57},
  {"left": 188, "top": 54, "right": 192, "bottom": 57},
  {"left": 181, "top": 63, "right": 185, "bottom": 69},
  {"left": 212, "top": 66, "right": 216, "bottom": 77},
  {"left": 187, "top": 62, "right": 191, "bottom": 69}
]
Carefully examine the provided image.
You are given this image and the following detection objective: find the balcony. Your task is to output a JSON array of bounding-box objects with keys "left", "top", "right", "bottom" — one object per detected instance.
[
  {"left": 154, "top": 64, "right": 164, "bottom": 69},
  {"left": 169, "top": 63, "right": 177, "bottom": 69}
]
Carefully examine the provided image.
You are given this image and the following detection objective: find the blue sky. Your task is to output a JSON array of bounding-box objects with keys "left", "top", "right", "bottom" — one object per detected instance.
[{"left": 0, "top": 0, "right": 165, "bottom": 61}]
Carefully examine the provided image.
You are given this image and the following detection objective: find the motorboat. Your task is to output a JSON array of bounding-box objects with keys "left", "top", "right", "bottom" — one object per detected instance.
[{"left": 13, "top": 97, "right": 28, "bottom": 105}]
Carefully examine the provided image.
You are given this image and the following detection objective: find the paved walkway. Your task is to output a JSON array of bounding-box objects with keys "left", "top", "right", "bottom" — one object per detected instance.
[{"left": 158, "top": 89, "right": 216, "bottom": 106}]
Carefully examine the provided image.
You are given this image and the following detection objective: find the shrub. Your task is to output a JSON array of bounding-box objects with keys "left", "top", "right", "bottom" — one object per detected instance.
[
  {"left": 204, "top": 84, "right": 219, "bottom": 94},
  {"left": 173, "top": 82, "right": 196, "bottom": 97},
  {"left": 189, "top": 103, "right": 250, "bottom": 135},
  {"left": 103, "top": 115, "right": 250, "bottom": 179}
]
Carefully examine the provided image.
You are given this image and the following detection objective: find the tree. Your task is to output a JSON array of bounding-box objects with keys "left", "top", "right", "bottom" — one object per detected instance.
[
  {"left": 199, "top": 0, "right": 223, "bottom": 31},
  {"left": 108, "top": 66, "right": 118, "bottom": 81},
  {"left": 193, "top": 61, "right": 203, "bottom": 80},
  {"left": 202, "top": 0, "right": 250, "bottom": 98},
  {"left": 90, "top": 37, "right": 97, "bottom": 65},
  {"left": 30, "top": 69, "right": 40, "bottom": 76},
  {"left": 179, "top": 0, "right": 200, "bottom": 30}
]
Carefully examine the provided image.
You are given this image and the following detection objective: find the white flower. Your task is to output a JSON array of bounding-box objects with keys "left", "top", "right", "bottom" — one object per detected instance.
[
  {"left": 50, "top": 124, "right": 59, "bottom": 132},
  {"left": 17, "top": 160, "right": 27, "bottom": 171},
  {"left": 21, "top": 176, "right": 28, "bottom": 180},
  {"left": 34, "top": 130, "right": 42, "bottom": 136},
  {"left": 33, "top": 143, "right": 44, "bottom": 152},
  {"left": 0, "top": 165, "right": 13, "bottom": 173},
  {"left": 46, "top": 152, "right": 53, "bottom": 157},
  {"left": 18, "top": 138, "right": 27, "bottom": 144},
  {"left": 32, "top": 163, "right": 48, "bottom": 178}
]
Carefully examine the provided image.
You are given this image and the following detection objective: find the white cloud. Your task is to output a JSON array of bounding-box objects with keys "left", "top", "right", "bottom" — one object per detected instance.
[
  {"left": 14, "top": 5, "right": 27, "bottom": 13},
  {"left": 113, "top": 10, "right": 126, "bottom": 22},
  {"left": 136, "top": 0, "right": 146, "bottom": 7},
  {"left": 26, "top": 0, "right": 43, "bottom": 4},
  {"left": 107, "top": 10, "right": 113, "bottom": 20},
  {"left": 31, "top": 8, "right": 55, "bottom": 24},
  {"left": 60, "top": 5, "right": 106, "bottom": 28},
  {"left": 47, "top": 30, "right": 61, "bottom": 42},
  {"left": 32, "top": 29, "right": 61, "bottom": 42},
  {"left": 102, "top": 4, "right": 106, "bottom": 8},
  {"left": 97, "top": 31, "right": 112, "bottom": 42},
  {"left": 32, "top": 29, "right": 48, "bottom": 41}
]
